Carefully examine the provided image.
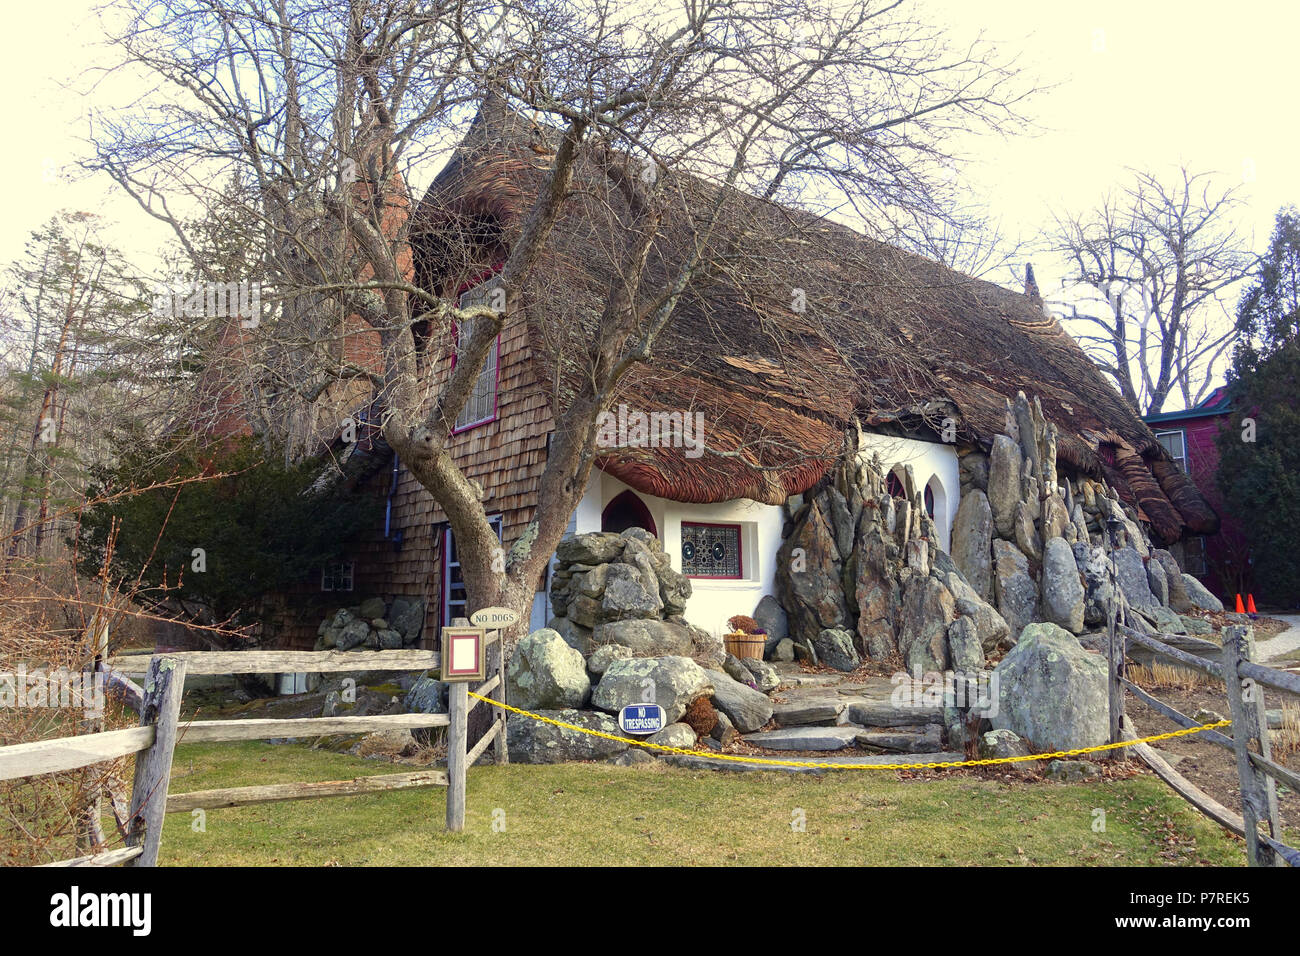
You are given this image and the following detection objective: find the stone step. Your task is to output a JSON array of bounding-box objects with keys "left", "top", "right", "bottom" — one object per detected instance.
[
  {"left": 854, "top": 724, "right": 943, "bottom": 753},
  {"left": 771, "top": 698, "right": 846, "bottom": 727},
  {"left": 845, "top": 699, "right": 943, "bottom": 727},
  {"left": 662, "top": 751, "right": 967, "bottom": 774},
  {"left": 743, "top": 726, "right": 864, "bottom": 751}
]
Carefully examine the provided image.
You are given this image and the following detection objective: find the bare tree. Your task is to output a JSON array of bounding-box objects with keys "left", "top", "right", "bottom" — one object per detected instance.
[
  {"left": 89, "top": 0, "right": 1033, "bottom": 631},
  {"left": 1047, "top": 167, "right": 1255, "bottom": 415}
]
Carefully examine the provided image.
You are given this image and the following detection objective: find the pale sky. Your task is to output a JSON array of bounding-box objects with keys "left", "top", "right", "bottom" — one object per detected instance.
[{"left": 3, "top": 0, "right": 1296, "bottom": 398}]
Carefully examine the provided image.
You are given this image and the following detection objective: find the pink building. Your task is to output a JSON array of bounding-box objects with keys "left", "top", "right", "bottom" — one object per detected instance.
[{"left": 1142, "top": 387, "right": 1248, "bottom": 601}]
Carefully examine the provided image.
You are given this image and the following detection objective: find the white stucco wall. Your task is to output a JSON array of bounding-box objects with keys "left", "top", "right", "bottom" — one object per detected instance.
[
  {"left": 548, "top": 437, "right": 959, "bottom": 639},
  {"left": 856, "top": 434, "right": 960, "bottom": 552},
  {"left": 571, "top": 472, "right": 785, "bottom": 638}
]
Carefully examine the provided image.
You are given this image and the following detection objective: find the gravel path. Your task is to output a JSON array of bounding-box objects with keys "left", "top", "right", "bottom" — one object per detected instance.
[{"left": 1259, "top": 614, "right": 1300, "bottom": 664}]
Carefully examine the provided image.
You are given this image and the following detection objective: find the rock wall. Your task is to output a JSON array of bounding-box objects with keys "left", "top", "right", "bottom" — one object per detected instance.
[
  {"left": 546, "top": 528, "right": 721, "bottom": 661},
  {"left": 314, "top": 596, "right": 426, "bottom": 651},
  {"left": 774, "top": 436, "right": 1008, "bottom": 672},
  {"left": 772, "top": 393, "right": 1217, "bottom": 670}
]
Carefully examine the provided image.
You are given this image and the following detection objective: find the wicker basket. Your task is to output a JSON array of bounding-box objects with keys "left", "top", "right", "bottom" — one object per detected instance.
[{"left": 724, "top": 632, "right": 765, "bottom": 660}]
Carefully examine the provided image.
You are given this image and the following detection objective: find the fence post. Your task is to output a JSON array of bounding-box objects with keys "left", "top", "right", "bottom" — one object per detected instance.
[
  {"left": 1222, "top": 625, "right": 1280, "bottom": 867},
  {"left": 446, "top": 681, "right": 468, "bottom": 832},
  {"left": 124, "top": 656, "right": 186, "bottom": 867},
  {"left": 494, "top": 629, "right": 508, "bottom": 765},
  {"left": 446, "top": 616, "right": 469, "bottom": 832}
]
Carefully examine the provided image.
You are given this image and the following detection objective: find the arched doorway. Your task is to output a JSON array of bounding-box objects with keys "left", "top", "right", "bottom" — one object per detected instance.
[
  {"left": 601, "top": 490, "right": 657, "bottom": 537},
  {"left": 925, "top": 474, "right": 951, "bottom": 550}
]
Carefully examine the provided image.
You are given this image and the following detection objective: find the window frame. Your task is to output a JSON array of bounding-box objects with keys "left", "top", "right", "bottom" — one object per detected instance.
[
  {"left": 450, "top": 272, "right": 503, "bottom": 434},
  {"left": 680, "top": 520, "right": 745, "bottom": 580},
  {"left": 1155, "top": 428, "right": 1187, "bottom": 473},
  {"left": 1184, "top": 534, "right": 1208, "bottom": 575},
  {"left": 442, "top": 514, "right": 504, "bottom": 626},
  {"left": 321, "top": 561, "right": 355, "bottom": 593}
]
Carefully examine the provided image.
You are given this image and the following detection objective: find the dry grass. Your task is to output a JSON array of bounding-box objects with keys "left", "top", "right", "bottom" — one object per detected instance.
[{"left": 1127, "top": 661, "right": 1220, "bottom": 691}]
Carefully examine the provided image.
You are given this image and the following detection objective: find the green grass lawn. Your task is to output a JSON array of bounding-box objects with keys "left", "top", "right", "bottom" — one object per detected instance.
[{"left": 155, "top": 741, "right": 1247, "bottom": 866}]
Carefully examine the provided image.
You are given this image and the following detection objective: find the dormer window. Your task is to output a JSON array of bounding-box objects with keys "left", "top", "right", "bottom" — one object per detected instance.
[{"left": 453, "top": 273, "right": 502, "bottom": 432}]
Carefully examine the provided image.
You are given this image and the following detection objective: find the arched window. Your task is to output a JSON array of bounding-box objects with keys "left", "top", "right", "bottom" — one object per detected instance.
[
  {"left": 924, "top": 484, "right": 935, "bottom": 517},
  {"left": 886, "top": 468, "right": 905, "bottom": 499},
  {"left": 601, "top": 490, "right": 657, "bottom": 537}
]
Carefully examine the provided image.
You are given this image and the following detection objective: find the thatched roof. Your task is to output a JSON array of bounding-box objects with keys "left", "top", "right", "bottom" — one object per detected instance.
[{"left": 411, "top": 100, "right": 1218, "bottom": 542}]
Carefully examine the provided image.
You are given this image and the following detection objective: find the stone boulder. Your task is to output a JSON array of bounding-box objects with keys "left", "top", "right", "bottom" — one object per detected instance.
[
  {"left": 506, "top": 709, "right": 628, "bottom": 763},
  {"left": 1182, "top": 573, "right": 1225, "bottom": 612},
  {"left": 741, "top": 657, "right": 780, "bottom": 693},
  {"left": 978, "top": 729, "right": 1032, "bottom": 761},
  {"left": 949, "top": 489, "right": 994, "bottom": 601},
  {"left": 1151, "top": 550, "right": 1190, "bottom": 611},
  {"left": 812, "top": 627, "right": 860, "bottom": 672},
  {"left": 753, "top": 594, "right": 789, "bottom": 657},
  {"left": 403, "top": 676, "right": 448, "bottom": 714},
  {"left": 586, "top": 643, "right": 633, "bottom": 678},
  {"left": 591, "top": 618, "right": 694, "bottom": 657},
  {"left": 600, "top": 563, "right": 663, "bottom": 619},
  {"left": 646, "top": 722, "right": 697, "bottom": 750},
  {"left": 777, "top": 496, "right": 850, "bottom": 644},
  {"left": 992, "top": 539, "right": 1037, "bottom": 642},
  {"left": 1114, "top": 547, "right": 1157, "bottom": 609},
  {"left": 548, "top": 616, "right": 594, "bottom": 655},
  {"left": 897, "top": 575, "right": 954, "bottom": 672},
  {"left": 506, "top": 628, "right": 591, "bottom": 710},
  {"left": 992, "top": 622, "right": 1108, "bottom": 752},
  {"left": 556, "top": 532, "right": 626, "bottom": 566},
  {"left": 591, "top": 656, "right": 714, "bottom": 723},
  {"left": 933, "top": 552, "right": 1011, "bottom": 652},
  {"left": 1041, "top": 537, "right": 1085, "bottom": 633},
  {"left": 987, "top": 434, "right": 1022, "bottom": 537},
  {"left": 946, "top": 616, "right": 983, "bottom": 673},
  {"left": 703, "top": 669, "right": 774, "bottom": 733}
]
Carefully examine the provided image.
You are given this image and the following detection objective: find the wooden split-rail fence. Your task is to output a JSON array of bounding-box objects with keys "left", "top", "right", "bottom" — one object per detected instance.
[
  {"left": 1104, "top": 618, "right": 1300, "bottom": 868},
  {"left": 0, "top": 629, "right": 508, "bottom": 866}
]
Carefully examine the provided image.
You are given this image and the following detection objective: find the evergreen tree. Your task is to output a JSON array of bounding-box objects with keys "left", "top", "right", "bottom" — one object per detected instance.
[{"left": 1216, "top": 207, "right": 1300, "bottom": 606}]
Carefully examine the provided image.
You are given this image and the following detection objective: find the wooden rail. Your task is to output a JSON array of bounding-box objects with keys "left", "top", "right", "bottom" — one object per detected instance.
[
  {"left": 1117, "top": 622, "right": 1298, "bottom": 867},
  {"left": 3, "top": 639, "right": 507, "bottom": 865}
]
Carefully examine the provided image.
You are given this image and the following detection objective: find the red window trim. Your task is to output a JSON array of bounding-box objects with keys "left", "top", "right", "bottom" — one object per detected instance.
[
  {"left": 449, "top": 263, "right": 505, "bottom": 435},
  {"left": 681, "top": 520, "right": 744, "bottom": 580}
]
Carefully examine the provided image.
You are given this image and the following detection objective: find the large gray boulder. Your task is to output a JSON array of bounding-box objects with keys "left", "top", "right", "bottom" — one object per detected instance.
[
  {"left": 403, "top": 675, "right": 448, "bottom": 714},
  {"left": 946, "top": 616, "right": 984, "bottom": 672},
  {"left": 388, "top": 598, "right": 425, "bottom": 643},
  {"left": 600, "top": 563, "right": 663, "bottom": 619},
  {"left": 752, "top": 594, "right": 789, "bottom": 656},
  {"left": 933, "top": 552, "right": 1011, "bottom": 652},
  {"left": 1151, "top": 550, "right": 1190, "bottom": 611},
  {"left": 812, "top": 627, "right": 860, "bottom": 672},
  {"left": 897, "top": 575, "right": 954, "bottom": 672},
  {"left": 949, "top": 489, "right": 994, "bottom": 601},
  {"left": 776, "top": 496, "right": 850, "bottom": 643},
  {"left": 1041, "top": 537, "right": 1085, "bottom": 633},
  {"left": 992, "top": 622, "right": 1108, "bottom": 752},
  {"left": 987, "top": 435, "right": 1022, "bottom": 537},
  {"left": 506, "top": 709, "right": 628, "bottom": 763},
  {"left": 586, "top": 643, "right": 633, "bottom": 678},
  {"left": 1182, "top": 573, "right": 1225, "bottom": 612},
  {"left": 705, "top": 669, "right": 775, "bottom": 733},
  {"left": 548, "top": 616, "right": 594, "bottom": 655},
  {"left": 591, "top": 618, "right": 694, "bottom": 657},
  {"left": 1146, "top": 558, "right": 1169, "bottom": 607},
  {"left": 591, "top": 656, "right": 714, "bottom": 723},
  {"left": 506, "top": 628, "right": 591, "bottom": 710},
  {"left": 992, "top": 539, "right": 1037, "bottom": 642},
  {"left": 556, "top": 532, "right": 626, "bottom": 566},
  {"left": 1114, "top": 547, "right": 1158, "bottom": 609}
]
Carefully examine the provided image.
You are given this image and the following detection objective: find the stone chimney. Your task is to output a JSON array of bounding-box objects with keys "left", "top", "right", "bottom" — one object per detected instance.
[{"left": 1023, "top": 263, "right": 1043, "bottom": 309}]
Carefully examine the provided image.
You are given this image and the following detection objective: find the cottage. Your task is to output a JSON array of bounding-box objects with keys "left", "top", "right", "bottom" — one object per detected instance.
[{"left": 228, "top": 101, "right": 1218, "bottom": 653}]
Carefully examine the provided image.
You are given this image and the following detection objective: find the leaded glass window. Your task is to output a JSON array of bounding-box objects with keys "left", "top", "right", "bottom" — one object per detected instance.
[{"left": 681, "top": 522, "right": 742, "bottom": 578}]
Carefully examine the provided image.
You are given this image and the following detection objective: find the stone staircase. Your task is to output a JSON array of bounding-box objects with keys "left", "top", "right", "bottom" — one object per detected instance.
[{"left": 740, "top": 666, "right": 959, "bottom": 759}]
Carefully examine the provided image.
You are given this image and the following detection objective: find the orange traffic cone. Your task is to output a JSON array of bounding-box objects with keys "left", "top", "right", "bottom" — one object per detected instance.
[
  {"left": 1247, "top": 594, "right": 1258, "bottom": 615},
  {"left": 1235, "top": 593, "right": 1245, "bottom": 613}
]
